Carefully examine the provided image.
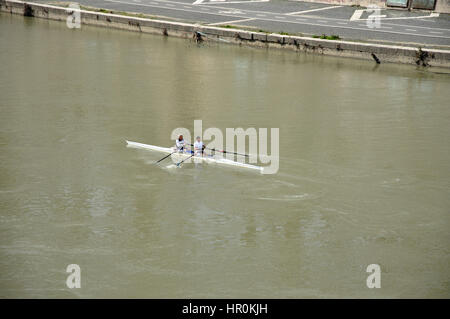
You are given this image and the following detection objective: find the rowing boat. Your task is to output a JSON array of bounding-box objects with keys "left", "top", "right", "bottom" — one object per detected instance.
[{"left": 126, "top": 140, "right": 264, "bottom": 173}]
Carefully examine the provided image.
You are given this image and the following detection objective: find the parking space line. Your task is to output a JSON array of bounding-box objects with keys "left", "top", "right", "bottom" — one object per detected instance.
[
  {"left": 287, "top": 5, "right": 342, "bottom": 15},
  {"left": 208, "top": 18, "right": 255, "bottom": 26}
]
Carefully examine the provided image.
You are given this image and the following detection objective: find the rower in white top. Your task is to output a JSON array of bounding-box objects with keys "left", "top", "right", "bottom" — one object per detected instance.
[
  {"left": 193, "top": 136, "right": 206, "bottom": 156},
  {"left": 175, "top": 135, "right": 186, "bottom": 152}
]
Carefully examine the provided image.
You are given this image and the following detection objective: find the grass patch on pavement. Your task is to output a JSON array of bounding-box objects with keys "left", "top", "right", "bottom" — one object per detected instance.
[{"left": 313, "top": 34, "right": 341, "bottom": 40}]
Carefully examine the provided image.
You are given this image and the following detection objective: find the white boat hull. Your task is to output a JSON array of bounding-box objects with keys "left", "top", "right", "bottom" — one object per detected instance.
[{"left": 126, "top": 140, "right": 263, "bottom": 173}]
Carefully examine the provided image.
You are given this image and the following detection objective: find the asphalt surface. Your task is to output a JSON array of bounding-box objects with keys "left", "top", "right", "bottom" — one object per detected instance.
[{"left": 42, "top": 0, "right": 450, "bottom": 47}]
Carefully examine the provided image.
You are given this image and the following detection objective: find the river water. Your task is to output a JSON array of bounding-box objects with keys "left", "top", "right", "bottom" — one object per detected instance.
[{"left": 1, "top": 13, "right": 449, "bottom": 298}]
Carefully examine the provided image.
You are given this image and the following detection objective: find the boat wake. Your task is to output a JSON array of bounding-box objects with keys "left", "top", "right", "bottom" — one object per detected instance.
[{"left": 257, "top": 193, "right": 319, "bottom": 201}]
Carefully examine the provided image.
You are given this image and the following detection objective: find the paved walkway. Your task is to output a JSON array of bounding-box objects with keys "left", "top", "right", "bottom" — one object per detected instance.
[{"left": 44, "top": 0, "right": 450, "bottom": 47}]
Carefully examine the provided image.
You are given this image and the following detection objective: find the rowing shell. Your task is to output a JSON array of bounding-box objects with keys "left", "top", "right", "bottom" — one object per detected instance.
[{"left": 126, "top": 140, "right": 264, "bottom": 173}]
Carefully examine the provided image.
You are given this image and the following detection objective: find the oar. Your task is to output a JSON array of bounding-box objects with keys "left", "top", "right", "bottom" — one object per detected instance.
[
  {"left": 189, "top": 144, "right": 249, "bottom": 157},
  {"left": 176, "top": 153, "right": 195, "bottom": 167},
  {"left": 156, "top": 151, "right": 176, "bottom": 163}
]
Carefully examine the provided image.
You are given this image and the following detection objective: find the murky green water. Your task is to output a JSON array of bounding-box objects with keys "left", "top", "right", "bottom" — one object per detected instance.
[{"left": 1, "top": 12, "right": 449, "bottom": 298}]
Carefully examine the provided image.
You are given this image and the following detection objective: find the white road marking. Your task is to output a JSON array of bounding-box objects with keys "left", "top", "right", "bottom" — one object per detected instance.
[
  {"left": 286, "top": 5, "right": 342, "bottom": 15},
  {"left": 201, "top": 0, "right": 269, "bottom": 4},
  {"left": 429, "top": 31, "right": 443, "bottom": 34},
  {"left": 218, "top": 9, "right": 244, "bottom": 14},
  {"left": 208, "top": 17, "right": 255, "bottom": 25},
  {"left": 256, "top": 14, "right": 266, "bottom": 17},
  {"left": 355, "top": 12, "right": 440, "bottom": 21},
  {"left": 379, "top": 23, "right": 448, "bottom": 31},
  {"left": 405, "top": 29, "right": 417, "bottom": 32},
  {"left": 192, "top": 0, "right": 204, "bottom": 4},
  {"left": 350, "top": 9, "right": 363, "bottom": 21},
  {"left": 337, "top": 22, "right": 348, "bottom": 25},
  {"left": 367, "top": 15, "right": 387, "bottom": 19},
  {"left": 275, "top": 16, "right": 286, "bottom": 19}
]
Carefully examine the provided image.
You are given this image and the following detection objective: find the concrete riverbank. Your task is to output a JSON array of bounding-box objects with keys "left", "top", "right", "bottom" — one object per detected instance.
[{"left": 1, "top": 0, "right": 450, "bottom": 67}]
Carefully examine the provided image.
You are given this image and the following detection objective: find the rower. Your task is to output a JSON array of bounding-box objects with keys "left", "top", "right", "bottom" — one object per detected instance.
[
  {"left": 193, "top": 136, "right": 205, "bottom": 156},
  {"left": 175, "top": 135, "right": 186, "bottom": 152}
]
